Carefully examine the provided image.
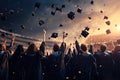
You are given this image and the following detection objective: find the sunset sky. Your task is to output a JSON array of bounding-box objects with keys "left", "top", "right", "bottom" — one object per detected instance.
[{"left": 0, "top": 0, "right": 120, "bottom": 44}]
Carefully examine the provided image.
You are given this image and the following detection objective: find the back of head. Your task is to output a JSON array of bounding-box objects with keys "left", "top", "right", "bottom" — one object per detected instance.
[
  {"left": 53, "top": 43, "right": 59, "bottom": 52},
  {"left": 114, "top": 45, "right": 120, "bottom": 53},
  {"left": 26, "top": 43, "right": 38, "bottom": 55},
  {"left": 81, "top": 44, "right": 87, "bottom": 53},
  {"left": 14, "top": 45, "right": 24, "bottom": 55},
  {"left": 100, "top": 44, "right": 107, "bottom": 52}
]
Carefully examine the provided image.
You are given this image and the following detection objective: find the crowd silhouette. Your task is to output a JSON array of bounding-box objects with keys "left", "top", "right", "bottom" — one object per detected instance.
[{"left": 0, "top": 34, "right": 120, "bottom": 80}]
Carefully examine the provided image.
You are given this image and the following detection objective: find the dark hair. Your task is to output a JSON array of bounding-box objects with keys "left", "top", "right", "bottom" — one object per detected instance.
[
  {"left": 14, "top": 45, "right": 24, "bottom": 55},
  {"left": 100, "top": 44, "right": 107, "bottom": 52},
  {"left": 81, "top": 44, "right": 87, "bottom": 52},
  {"left": 26, "top": 43, "right": 38, "bottom": 55},
  {"left": 12, "top": 45, "right": 24, "bottom": 60},
  {"left": 39, "top": 42, "right": 45, "bottom": 54},
  {"left": 53, "top": 43, "right": 59, "bottom": 52}
]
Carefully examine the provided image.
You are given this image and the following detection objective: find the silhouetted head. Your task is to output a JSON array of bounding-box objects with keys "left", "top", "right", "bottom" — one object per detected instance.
[
  {"left": 14, "top": 45, "right": 24, "bottom": 56},
  {"left": 39, "top": 42, "right": 45, "bottom": 54},
  {"left": 26, "top": 43, "right": 38, "bottom": 55},
  {"left": 53, "top": 43, "right": 59, "bottom": 52},
  {"left": 81, "top": 44, "right": 87, "bottom": 53},
  {"left": 100, "top": 44, "right": 107, "bottom": 52}
]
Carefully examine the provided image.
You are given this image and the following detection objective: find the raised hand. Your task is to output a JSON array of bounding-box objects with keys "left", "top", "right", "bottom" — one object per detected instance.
[{"left": 43, "top": 29, "right": 46, "bottom": 42}]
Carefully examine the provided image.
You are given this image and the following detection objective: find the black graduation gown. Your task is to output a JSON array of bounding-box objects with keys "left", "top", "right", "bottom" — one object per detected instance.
[
  {"left": 112, "top": 51, "right": 120, "bottom": 80},
  {"left": 44, "top": 53, "right": 62, "bottom": 80},
  {"left": 24, "top": 52, "right": 42, "bottom": 80},
  {"left": 94, "top": 52, "right": 114, "bottom": 80},
  {"left": 66, "top": 53, "right": 98, "bottom": 80},
  {"left": 9, "top": 53, "right": 25, "bottom": 80}
]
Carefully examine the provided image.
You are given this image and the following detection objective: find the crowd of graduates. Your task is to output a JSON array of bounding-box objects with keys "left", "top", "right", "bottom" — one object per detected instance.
[{"left": 0, "top": 35, "right": 120, "bottom": 80}]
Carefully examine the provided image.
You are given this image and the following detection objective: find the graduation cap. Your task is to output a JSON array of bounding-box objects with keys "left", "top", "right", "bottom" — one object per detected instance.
[
  {"left": 61, "top": 4, "right": 65, "bottom": 8},
  {"left": 88, "top": 17, "right": 92, "bottom": 20},
  {"left": 100, "top": 10, "right": 103, "bottom": 13},
  {"left": 9, "top": 10, "right": 14, "bottom": 15},
  {"left": 51, "top": 33, "right": 58, "bottom": 38},
  {"left": 34, "top": 2, "right": 40, "bottom": 9},
  {"left": 67, "top": 11, "right": 75, "bottom": 20},
  {"left": 85, "top": 26, "right": 90, "bottom": 31},
  {"left": 56, "top": 7, "right": 62, "bottom": 12},
  {"left": 81, "top": 30, "right": 89, "bottom": 38},
  {"left": 104, "top": 16, "right": 108, "bottom": 20},
  {"left": 51, "top": 4, "right": 55, "bottom": 8},
  {"left": 98, "top": 28, "right": 100, "bottom": 30},
  {"left": 106, "top": 29, "right": 111, "bottom": 34},
  {"left": 105, "top": 21, "right": 111, "bottom": 25},
  {"left": 59, "top": 24, "right": 63, "bottom": 27},
  {"left": 77, "top": 8, "right": 82, "bottom": 13},
  {"left": 20, "top": 25, "right": 25, "bottom": 29},
  {"left": 39, "top": 20, "right": 44, "bottom": 26},
  {"left": 32, "top": 12, "right": 35, "bottom": 16},
  {"left": 90, "top": 0, "right": 94, "bottom": 5},
  {"left": 51, "top": 11, "right": 55, "bottom": 16}
]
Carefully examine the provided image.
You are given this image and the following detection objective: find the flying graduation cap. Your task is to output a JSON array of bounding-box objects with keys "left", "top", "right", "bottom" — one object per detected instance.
[
  {"left": 81, "top": 27, "right": 90, "bottom": 38},
  {"left": 32, "top": 12, "right": 35, "bottom": 16},
  {"left": 77, "top": 8, "right": 82, "bottom": 13},
  {"left": 56, "top": 7, "right": 62, "bottom": 12},
  {"left": 67, "top": 11, "right": 75, "bottom": 20},
  {"left": 100, "top": 10, "right": 103, "bottom": 13},
  {"left": 51, "top": 4, "right": 55, "bottom": 8},
  {"left": 20, "top": 25, "right": 25, "bottom": 29},
  {"left": 9, "top": 10, "right": 14, "bottom": 15},
  {"left": 51, "top": 11, "right": 55, "bottom": 16},
  {"left": 90, "top": 0, "right": 94, "bottom": 5},
  {"left": 105, "top": 21, "right": 111, "bottom": 25},
  {"left": 81, "top": 30, "right": 89, "bottom": 38},
  {"left": 39, "top": 20, "right": 45, "bottom": 26},
  {"left": 59, "top": 24, "right": 63, "bottom": 27},
  {"left": 34, "top": 2, "right": 40, "bottom": 9},
  {"left": 88, "top": 17, "right": 92, "bottom": 20},
  {"left": 106, "top": 29, "right": 111, "bottom": 34},
  {"left": 104, "top": 16, "right": 108, "bottom": 20},
  {"left": 85, "top": 26, "right": 90, "bottom": 31},
  {"left": 51, "top": 33, "right": 58, "bottom": 38}
]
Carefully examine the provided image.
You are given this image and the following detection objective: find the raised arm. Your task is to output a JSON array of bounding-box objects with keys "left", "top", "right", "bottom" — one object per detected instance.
[
  {"left": 75, "top": 40, "right": 81, "bottom": 55},
  {"left": 9, "top": 34, "right": 15, "bottom": 48}
]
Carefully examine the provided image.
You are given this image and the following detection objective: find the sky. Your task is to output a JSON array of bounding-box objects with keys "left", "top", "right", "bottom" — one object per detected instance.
[{"left": 0, "top": 0, "right": 120, "bottom": 44}]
